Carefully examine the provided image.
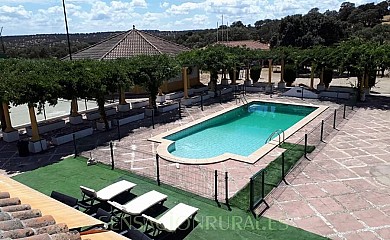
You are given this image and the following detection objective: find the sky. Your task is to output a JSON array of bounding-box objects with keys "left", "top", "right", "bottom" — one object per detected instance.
[{"left": 0, "top": 0, "right": 382, "bottom": 36}]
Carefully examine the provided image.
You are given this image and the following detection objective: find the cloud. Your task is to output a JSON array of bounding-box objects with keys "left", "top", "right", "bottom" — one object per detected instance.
[
  {"left": 167, "top": 2, "right": 204, "bottom": 14},
  {"left": 174, "top": 14, "right": 209, "bottom": 28},
  {"left": 160, "top": 2, "right": 170, "bottom": 8},
  {"left": 130, "top": 0, "right": 147, "bottom": 8},
  {"left": 0, "top": 5, "right": 32, "bottom": 19}
]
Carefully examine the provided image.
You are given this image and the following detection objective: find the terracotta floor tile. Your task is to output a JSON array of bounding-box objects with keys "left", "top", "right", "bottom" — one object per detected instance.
[
  {"left": 320, "top": 182, "right": 355, "bottom": 196},
  {"left": 308, "top": 197, "right": 344, "bottom": 215},
  {"left": 279, "top": 201, "right": 316, "bottom": 219},
  {"left": 293, "top": 184, "right": 328, "bottom": 199},
  {"left": 335, "top": 194, "right": 372, "bottom": 211},
  {"left": 353, "top": 209, "right": 390, "bottom": 228},
  {"left": 294, "top": 216, "right": 334, "bottom": 236},
  {"left": 343, "top": 231, "right": 380, "bottom": 240},
  {"left": 325, "top": 213, "right": 365, "bottom": 233}
]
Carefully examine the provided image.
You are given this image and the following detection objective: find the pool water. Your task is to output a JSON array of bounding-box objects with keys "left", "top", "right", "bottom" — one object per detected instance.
[{"left": 165, "top": 102, "right": 316, "bottom": 159}]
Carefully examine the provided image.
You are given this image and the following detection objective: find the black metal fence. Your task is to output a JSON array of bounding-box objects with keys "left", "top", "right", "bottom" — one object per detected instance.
[{"left": 249, "top": 104, "right": 355, "bottom": 213}]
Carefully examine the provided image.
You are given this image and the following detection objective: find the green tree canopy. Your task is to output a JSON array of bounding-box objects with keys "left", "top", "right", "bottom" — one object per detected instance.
[{"left": 133, "top": 54, "right": 179, "bottom": 109}]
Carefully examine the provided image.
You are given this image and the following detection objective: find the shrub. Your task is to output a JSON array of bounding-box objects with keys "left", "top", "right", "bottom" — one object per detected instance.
[
  {"left": 322, "top": 67, "right": 333, "bottom": 88},
  {"left": 283, "top": 64, "right": 297, "bottom": 87},
  {"left": 250, "top": 65, "right": 262, "bottom": 82}
]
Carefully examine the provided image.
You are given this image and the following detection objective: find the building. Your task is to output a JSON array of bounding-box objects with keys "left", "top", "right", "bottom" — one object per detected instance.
[{"left": 66, "top": 26, "right": 200, "bottom": 93}]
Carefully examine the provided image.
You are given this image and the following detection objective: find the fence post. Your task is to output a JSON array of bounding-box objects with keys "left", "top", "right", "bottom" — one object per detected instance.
[
  {"left": 282, "top": 152, "right": 285, "bottom": 180},
  {"left": 304, "top": 134, "right": 308, "bottom": 159},
  {"left": 117, "top": 123, "right": 121, "bottom": 142},
  {"left": 261, "top": 170, "right": 266, "bottom": 200},
  {"left": 201, "top": 94, "right": 204, "bottom": 111},
  {"left": 73, "top": 134, "right": 77, "bottom": 158},
  {"left": 156, "top": 154, "right": 160, "bottom": 186},
  {"left": 152, "top": 109, "right": 155, "bottom": 129},
  {"left": 333, "top": 109, "right": 337, "bottom": 129},
  {"left": 110, "top": 141, "right": 114, "bottom": 170},
  {"left": 249, "top": 177, "right": 254, "bottom": 211},
  {"left": 343, "top": 104, "right": 346, "bottom": 119},
  {"left": 178, "top": 102, "right": 181, "bottom": 119},
  {"left": 214, "top": 170, "right": 219, "bottom": 205},
  {"left": 225, "top": 172, "right": 230, "bottom": 210},
  {"left": 320, "top": 120, "right": 324, "bottom": 142}
]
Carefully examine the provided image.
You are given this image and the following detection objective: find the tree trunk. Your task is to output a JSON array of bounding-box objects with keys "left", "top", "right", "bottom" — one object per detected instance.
[
  {"left": 28, "top": 103, "right": 40, "bottom": 141},
  {"left": 119, "top": 87, "right": 126, "bottom": 104},
  {"left": 97, "top": 98, "right": 109, "bottom": 130},
  {"left": 2, "top": 102, "right": 15, "bottom": 132},
  {"left": 0, "top": 103, "right": 5, "bottom": 132},
  {"left": 70, "top": 98, "right": 79, "bottom": 117}
]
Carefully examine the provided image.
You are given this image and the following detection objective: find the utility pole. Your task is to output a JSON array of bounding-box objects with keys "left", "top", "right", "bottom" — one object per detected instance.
[
  {"left": 0, "top": 27, "right": 6, "bottom": 55},
  {"left": 62, "top": 0, "right": 72, "bottom": 60},
  {"left": 216, "top": 21, "right": 219, "bottom": 42},
  {"left": 221, "top": 15, "right": 224, "bottom": 43}
]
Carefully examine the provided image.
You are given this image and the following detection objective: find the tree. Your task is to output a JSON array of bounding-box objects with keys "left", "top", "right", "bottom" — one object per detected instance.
[
  {"left": 59, "top": 60, "right": 96, "bottom": 118},
  {"left": 339, "top": 2, "right": 356, "bottom": 21},
  {"left": 86, "top": 60, "right": 133, "bottom": 130},
  {"left": 132, "top": 55, "right": 179, "bottom": 109},
  {"left": 11, "top": 59, "right": 61, "bottom": 141},
  {"left": 230, "top": 21, "right": 245, "bottom": 28},
  {"left": 197, "top": 45, "right": 237, "bottom": 92}
]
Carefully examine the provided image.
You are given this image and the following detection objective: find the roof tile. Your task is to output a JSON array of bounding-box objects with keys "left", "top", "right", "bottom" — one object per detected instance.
[
  {"left": 69, "top": 28, "right": 189, "bottom": 60},
  {"left": 0, "top": 192, "right": 81, "bottom": 240}
]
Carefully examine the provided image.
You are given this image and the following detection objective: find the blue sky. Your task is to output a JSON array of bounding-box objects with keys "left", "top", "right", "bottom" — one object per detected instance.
[{"left": 0, "top": 0, "right": 381, "bottom": 36}]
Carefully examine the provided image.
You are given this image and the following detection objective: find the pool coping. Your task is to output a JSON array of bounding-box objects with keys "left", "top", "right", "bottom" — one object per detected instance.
[{"left": 148, "top": 99, "right": 328, "bottom": 164}]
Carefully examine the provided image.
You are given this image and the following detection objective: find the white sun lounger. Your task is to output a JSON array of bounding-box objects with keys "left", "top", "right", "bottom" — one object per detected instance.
[
  {"left": 79, "top": 180, "right": 136, "bottom": 207},
  {"left": 142, "top": 203, "right": 199, "bottom": 235},
  {"left": 108, "top": 190, "right": 167, "bottom": 217}
]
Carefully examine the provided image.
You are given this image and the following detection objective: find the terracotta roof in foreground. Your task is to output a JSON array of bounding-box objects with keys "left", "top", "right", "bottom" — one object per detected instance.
[
  {"left": 67, "top": 26, "right": 190, "bottom": 60},
  {"left": 217, "top": 40, "right": 270, "bottom": 50},
  {"left": 0, "top": 192, "right": 82, "bottom": 240}
]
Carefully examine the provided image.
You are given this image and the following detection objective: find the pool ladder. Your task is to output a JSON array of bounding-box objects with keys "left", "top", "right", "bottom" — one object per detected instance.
[{"left": 265, "top": 129, "right": 285, "bottom": 146}]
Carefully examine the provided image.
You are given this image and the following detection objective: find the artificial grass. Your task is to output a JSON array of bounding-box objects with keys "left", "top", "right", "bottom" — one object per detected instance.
[
  {"left": 12, "top": 157, "right": 326, "bottom": 240},
  {"left": 230, "top": 142, "right": 315, "bottom": 211}
]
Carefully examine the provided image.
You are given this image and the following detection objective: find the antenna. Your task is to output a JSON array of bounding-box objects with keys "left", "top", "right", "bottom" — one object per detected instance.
[
  {"left": 221, "top": 15, "right": 224, "bottom": 44},
  {"left": 226, "top": 21, "right": 229, "bottom": 42},
  {"left": 216, "top": 21, "right": 219, "bottom": 42},
  {"left": 0, "top": 27, "right": 5, "bottom": 55}
]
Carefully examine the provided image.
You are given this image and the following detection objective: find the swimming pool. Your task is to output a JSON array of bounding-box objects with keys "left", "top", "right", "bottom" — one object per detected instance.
[{"left": 150, "top": 100, "right": 327, "bottom": 164}]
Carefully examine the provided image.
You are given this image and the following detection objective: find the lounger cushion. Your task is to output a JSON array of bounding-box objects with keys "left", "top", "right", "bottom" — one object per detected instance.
[
  {"left": 96, "top": 180, "right": 136, "bottom": 201},
  {"left": 158, "top": 203, "right": 198, "bottom": 232},
  {"left": 142, "top": 203, "right": 199, "bottom": 233},
  {"left": 109, "top": 190, "right": 167, "bottom": 215}
]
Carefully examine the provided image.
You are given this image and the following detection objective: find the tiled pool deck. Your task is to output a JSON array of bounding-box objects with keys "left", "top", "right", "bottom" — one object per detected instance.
[
  {"left": 1, "top": 92, "right": 389, "bottom": 240},
  {"left": 263, "top": 97, "right": 390, "bottom": 240}
]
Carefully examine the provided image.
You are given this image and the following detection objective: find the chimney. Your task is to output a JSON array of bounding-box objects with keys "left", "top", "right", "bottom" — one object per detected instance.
[{"left": 133, "top": 25, "right": 135, "bottom": 30}]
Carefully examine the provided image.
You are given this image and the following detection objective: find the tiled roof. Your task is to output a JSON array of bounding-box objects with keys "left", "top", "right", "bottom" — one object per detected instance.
[
  {"left": 68, "top": 27, "right": 190, "bottom": 60},
  {"left": 0, "top": 191, "right": 82, "bottom": 240},
  {"left": 217, "top": 40, "right": 270, "bottom": 50}
]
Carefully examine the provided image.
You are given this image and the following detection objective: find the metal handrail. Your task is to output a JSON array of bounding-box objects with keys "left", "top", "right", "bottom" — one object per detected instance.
[{"left": 265, "top": 129, "right": 285, "bottom": 145}]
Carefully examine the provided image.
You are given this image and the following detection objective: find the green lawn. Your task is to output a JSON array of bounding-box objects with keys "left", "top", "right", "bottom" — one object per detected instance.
[{"left": 12, "top": 157, "right": 326, "bottom": 240}]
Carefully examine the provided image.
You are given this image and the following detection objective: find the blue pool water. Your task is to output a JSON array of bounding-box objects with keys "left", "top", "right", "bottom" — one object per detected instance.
[{"left": 165, "top": 102, "right": 316, "bottom": 159}]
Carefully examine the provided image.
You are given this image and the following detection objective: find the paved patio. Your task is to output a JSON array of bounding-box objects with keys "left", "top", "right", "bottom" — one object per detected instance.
[{"left": 263, "top": 96, "right": 390, "bottom": 240}]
